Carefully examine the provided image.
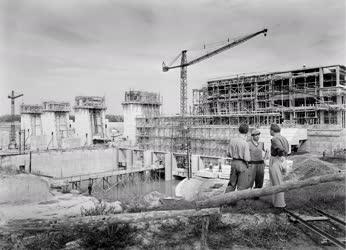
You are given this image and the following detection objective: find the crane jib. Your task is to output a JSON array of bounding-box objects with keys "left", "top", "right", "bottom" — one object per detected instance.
[
  {"left": 164, "top": 28, "right": 267, "bottom": 70},
  {"left": 162, "top": 28, "right": 268, "bottom": 115}
]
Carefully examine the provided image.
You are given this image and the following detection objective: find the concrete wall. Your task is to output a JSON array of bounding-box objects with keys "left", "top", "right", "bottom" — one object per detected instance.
[
  {"left": 0, "top": 122, "right": 20, "bottom": 150},
  {"left": 30, "top": 135, "right": 49, "bottom": 151},
  {"left": 0, "top": 148, "right": 119, "bottom": 178},
  {"left": 74, "top": 109, "right": 92, "bottom": 146},
  {"left": 123, "top": 104, "right": 143, "bottom": 143},
  {"left": 258, "top": 128, "right": 308, "bottom": 154},
  {"left": 0, "top": 174, "right": 52, "bottom": 204},
  {"left": 305, "top": 128, "right": 346, "bottom": 154},
  {"left": 41, "top": 112, "right": 56, "bottom": 147},
  {"left": 74, "top": 108, "right": 107, "bottom": 145}
]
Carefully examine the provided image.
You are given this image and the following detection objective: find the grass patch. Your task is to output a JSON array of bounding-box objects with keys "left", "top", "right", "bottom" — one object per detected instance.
[
  {"left": 78, "top": 223, "right": 137, "bottom": 249},
  {"left": 208, "top": 222, "right": 302, "bottom": 249},
  {"left": 81, "top": 200, "right": 120, "bottom": 216},
  {"left": 17, "top": 223, "right": 138, "bottom": 249}
]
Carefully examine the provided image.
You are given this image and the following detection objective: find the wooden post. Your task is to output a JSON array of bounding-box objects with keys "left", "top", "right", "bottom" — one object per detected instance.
[
  {"left": 29, "top": 151, "right": 32, "bottom": 173},
  {"left": 200, "top": 216, "right": 210, "bottom": 249}
]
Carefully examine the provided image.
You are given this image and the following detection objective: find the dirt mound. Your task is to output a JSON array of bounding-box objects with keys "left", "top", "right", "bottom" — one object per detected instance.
[{"left": 286, "top": 155, "right": 339, "bottom": 181}]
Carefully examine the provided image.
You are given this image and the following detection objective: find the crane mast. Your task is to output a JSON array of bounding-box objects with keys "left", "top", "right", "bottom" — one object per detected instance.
[
  {"left": 180, "top": 51, "right": 187, "bottom": 115},
  {"left": 163, "top": 28, "right": 268, "bottom": 115}
]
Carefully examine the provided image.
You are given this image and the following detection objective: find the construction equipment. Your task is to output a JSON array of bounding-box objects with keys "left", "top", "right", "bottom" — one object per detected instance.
[
  {"left": 162, "top": 28, "right": 268, "bottom": 115},
  {"left": 8, "top": 90, "right": 23, "bottom": 149}
]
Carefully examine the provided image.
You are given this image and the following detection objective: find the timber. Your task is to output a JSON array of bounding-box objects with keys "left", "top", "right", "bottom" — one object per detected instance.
[
  {"left": 3, "top": 208, "right": 220, "bottom": 233},
  {"left": 2, "top": 173, "right": 344, "bottom": 233},
  {"left": 197, "top": 173, "right": 345, "bottom": 208}
]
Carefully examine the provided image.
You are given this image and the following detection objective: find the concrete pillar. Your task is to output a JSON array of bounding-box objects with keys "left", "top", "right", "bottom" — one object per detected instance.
[
  {"left": 74, "top": 109, "right": 92, "bottom": 146},
  {"left": 336, "top": 65, "right": 340, "bottom": 87},
  {"left": 144, "top": 150, "right": 153, "bottom": 167},
  {"left": 41, "top": 112, "right": 57, "bottom": 148},
  {"left": 164, "top": 153, "right": 173, "bottom": 181},
  {"left": 319, "top": 111, "right": 325, "bottom": 125},
  {"left": 126, "top": 149, "right": 133, "bottom": 169},
  {"left": 337, "top": 94, "right": 342, "bottom": 126},
  {"left": 191, "top": 154, "right": 199, "bottom": 175},
  {"left": 119, "top": 148, "right": 126, "bottom": 166},
  {"left": 114, "top": 147, "right": 119, "bottom": 168}
]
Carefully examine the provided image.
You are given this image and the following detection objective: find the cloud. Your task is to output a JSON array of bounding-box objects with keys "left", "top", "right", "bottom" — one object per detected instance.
[
  {"left": 38, "top": 25, "right": 97, "bottom": 46},
  {"left": 0, "top": 0, "right": 345, "bottom": 116}
]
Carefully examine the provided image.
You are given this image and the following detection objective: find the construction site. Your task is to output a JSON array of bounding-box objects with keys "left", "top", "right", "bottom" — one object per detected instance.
[
  {"left": 0, "top": 10, "right": 345, "bottom": 249},
  {"left": 135, "top": 64, "right": 346, "bottom": 161}
]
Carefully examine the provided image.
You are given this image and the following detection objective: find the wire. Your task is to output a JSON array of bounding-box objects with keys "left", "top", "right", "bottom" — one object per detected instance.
[
  {"left": 167, "top": 52, "right": 182, "bottom": 67},
  {"left": 187, "top": 34, "right": 244, "bottom": 52}
]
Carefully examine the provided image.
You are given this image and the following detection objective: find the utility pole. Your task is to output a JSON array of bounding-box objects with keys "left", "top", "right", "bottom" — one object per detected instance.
[{"left": 8, "top": 90, "right": 23, "bottom": 149}]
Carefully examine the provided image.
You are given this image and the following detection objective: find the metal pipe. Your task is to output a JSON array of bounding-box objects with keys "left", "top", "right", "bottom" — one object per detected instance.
[{"left": 314, "top": 208, "right": 346, "bottom": 227}]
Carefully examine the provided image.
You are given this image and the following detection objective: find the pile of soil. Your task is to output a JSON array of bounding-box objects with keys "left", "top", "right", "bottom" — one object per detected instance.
[{"left": 286, "top": 154, "right": 340, "bottom": 181}]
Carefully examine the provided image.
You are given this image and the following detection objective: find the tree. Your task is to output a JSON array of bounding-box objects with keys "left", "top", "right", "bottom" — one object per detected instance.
[{"left": 106, "top": 115, "right": 123, "bottom": 122}]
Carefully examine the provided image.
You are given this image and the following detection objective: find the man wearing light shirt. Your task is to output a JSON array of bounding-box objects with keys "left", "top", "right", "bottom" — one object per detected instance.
[{"left": 226, "top": 124, "right": 252, "bottom": 192}]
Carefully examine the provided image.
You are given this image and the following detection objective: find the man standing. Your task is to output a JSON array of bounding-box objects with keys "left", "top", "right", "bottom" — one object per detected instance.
[
  {"left": 269, "top": 124, "right": 289, "bottom": 208},
  {"left": 88, "top": 178, "right": 93, "bottom": 195},
  {"left": 248, "top": 129, "right": 266, "bottom": 190},
  {"left": 226, "top": 123, "right": 251, "bottom": 192}
]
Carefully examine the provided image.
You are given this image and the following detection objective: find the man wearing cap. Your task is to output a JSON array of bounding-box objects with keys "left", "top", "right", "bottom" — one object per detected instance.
[{"left": 248, "top": 129, "right": 266, "bottom": 191}]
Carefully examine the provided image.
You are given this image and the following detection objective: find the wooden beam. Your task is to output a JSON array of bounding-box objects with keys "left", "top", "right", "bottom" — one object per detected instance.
[
  {"left": 4, "top": 208, "right": 220, "bottom": 233},
  {"left": 197, "top": 173, "right": 345, "bottom": 208}
]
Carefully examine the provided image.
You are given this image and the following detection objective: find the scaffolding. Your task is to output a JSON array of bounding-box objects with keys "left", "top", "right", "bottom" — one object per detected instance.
[
  {"left": 193, "top": 65, "right": 346, "bottom": 128},
  {"left": 136, "top": 113, "right": 281, "bottom": 157}
]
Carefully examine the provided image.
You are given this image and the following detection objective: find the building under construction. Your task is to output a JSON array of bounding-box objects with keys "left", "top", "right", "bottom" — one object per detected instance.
[
  {"left": 123, "top": 90, "right": 162, "bottom": 144},
  {"left": 135, "top": 64, "right": 346, "bottom": 158},
  {"left": 193, "top": 64, "right": 346, "bottom": 127}
]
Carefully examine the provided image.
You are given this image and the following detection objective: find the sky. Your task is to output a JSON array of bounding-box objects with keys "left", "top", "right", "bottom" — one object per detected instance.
[{"left": 0, "top": 0, "right": 345, "bottom": 116}]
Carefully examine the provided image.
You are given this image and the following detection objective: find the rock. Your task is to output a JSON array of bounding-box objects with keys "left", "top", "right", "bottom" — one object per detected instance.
[
  {"left": 106, "top": 201, "right": 123, "bottom": 213},
  {"left": 148, "top": 222, "right": 161, "bottom": 234},
  {"left": 70, "top": 189, "right": 80, "bottom": 194},
  {"left": 64, "top": 239, "right": 83, "bottom": 249},
  {"left": 143, "top": 191, "right": 166, "bottom": 208},
  {"left": 135, "top": 234, "right": 152, "bottom": 247}
]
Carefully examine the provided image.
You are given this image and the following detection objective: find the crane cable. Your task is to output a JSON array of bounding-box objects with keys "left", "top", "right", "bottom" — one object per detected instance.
[
  {"left": 166, "top": 52, "right": 182, "bottom": 67},
  {"left": 185, "top": 34, "right": 246, "bottom": 62}
]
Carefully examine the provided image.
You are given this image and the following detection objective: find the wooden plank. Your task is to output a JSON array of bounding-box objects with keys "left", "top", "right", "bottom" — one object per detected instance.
[{"left": 289, "top": 215, "right": 328, "bottom": 222}]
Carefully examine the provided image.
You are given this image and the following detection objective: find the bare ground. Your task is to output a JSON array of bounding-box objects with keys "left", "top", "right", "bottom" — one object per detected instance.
[{"left": 0, "top": 155, "right": 345, "bottom": 249}]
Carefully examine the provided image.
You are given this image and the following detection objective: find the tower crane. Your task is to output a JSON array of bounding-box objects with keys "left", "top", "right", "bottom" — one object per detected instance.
[{"left": 162, "top": 28, "right": 268, "bottom": 115}]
